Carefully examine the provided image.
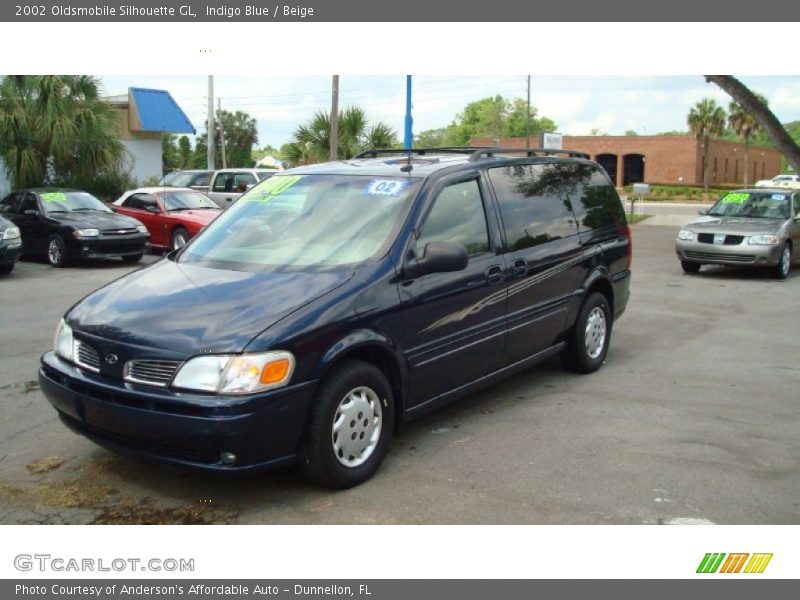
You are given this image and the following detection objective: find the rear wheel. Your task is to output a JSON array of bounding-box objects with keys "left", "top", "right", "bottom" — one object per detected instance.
[
  {"left": 561, "top": 292, "right": 611, "bottom": 374},
  {"left": 681, "top": 260, "right": 701, "bottom": 274},
  {"left": 171, "top": 227, "right": 189, "bottom": 250},
  {"left": 299, "top": 360, "right": 395, "bottom": 489},
  {"left": 772, "top": 243, "right": 791, "bottom": 280},
  {"left": 47, "top": 235, "right": 69, "bottom": 268}
]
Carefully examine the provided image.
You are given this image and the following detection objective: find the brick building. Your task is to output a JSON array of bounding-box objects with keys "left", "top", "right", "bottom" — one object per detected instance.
[{"left": 470, "top": 135, "right": 784, "bottom": 187}]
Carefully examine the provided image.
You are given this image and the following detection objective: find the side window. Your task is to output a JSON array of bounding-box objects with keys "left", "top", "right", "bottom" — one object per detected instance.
[
  {"left": 568, "top": 166, "right": 626, "bottom": 235},
  {"left": 128, "top": 193, "right": 158, "bottom": 211},
  {"left": 235, "top": 173, "right": 257, "bottom": 189},
  {"left": 0, "top": 193, "right": 19, "bottom": 214},
  {"left": 122, "top": 194, "right": 140, "bottom": 209},
  {"left": 194, "top": 173, "right": 211, "bottom": 187},
  {"left": 416, "top": 179, "right": 489, "bottom": 257},
  {"left": 488, "top": 163, "right": 579, "bottom": 251},
  {"left": 794, "top": 193, "right": 800, "bottom": 216},
  {"left": 19, "top": 193, "right": 38, "bottom": 214},
  {"left": 213, "top": 174, "right": 233, "bottom": 192}
]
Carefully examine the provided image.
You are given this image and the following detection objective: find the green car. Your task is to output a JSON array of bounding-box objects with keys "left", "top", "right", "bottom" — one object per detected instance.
[{"left": 0, "top": 214, "right": 22, "bottom": 275}]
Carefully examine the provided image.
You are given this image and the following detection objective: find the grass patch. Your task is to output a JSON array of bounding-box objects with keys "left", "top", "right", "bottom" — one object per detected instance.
[{"left": 626, "top": 213, "right": 652, "bottom": 224}]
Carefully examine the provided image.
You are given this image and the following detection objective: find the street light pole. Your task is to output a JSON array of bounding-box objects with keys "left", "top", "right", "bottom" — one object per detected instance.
[
  {"left": 330, "top": 75, "right": 339, "bottom": 161},
  {"left": 207, "top": 75, "right": 215, "bottom": 170},
  {"left": 218, "top": 98, "right": 227, "bottom": 169},
  {"left": 404, "top": 75, "right": 413, "bottom": 150},
  {"left": 525, "top": 75, "right": 531, "bottom": 149}
]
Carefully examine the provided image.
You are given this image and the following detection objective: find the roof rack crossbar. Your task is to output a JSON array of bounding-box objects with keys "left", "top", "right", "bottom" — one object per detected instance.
[
  {"left": 353, "top": 147, "right": 490, "bottom": 159},
  {"left": 468, "top": 147, "right": 590, "bottom": 161}
]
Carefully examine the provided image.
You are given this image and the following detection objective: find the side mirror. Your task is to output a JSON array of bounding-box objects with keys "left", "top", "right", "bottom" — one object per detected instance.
[
  {"left": 24, "top": 209, "right": 39, "bottom": 217},
  {"left": 404, "top": 241, "right": 468, "bottom": 279},
  {"left": 698, "top": 208, "right": 709, "bottom": 216},
  {"left": 146, "top": 205, "right": 160, "bottom": 213}
]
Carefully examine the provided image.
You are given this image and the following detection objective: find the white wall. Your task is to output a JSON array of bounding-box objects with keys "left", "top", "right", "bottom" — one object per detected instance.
[{"left": 120, "top": 138, "right": 162, "bottom": 184}]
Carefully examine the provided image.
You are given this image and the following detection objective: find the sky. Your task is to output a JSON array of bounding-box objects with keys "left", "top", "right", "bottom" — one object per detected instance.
[{"left": 100, "top": 75, "right": 800, "bottom": 150}]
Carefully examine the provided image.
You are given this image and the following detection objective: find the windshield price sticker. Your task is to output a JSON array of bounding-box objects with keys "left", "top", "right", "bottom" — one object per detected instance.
[
  {"left": 40, "top": 192, "right": 67, "bottom": 202},
  {"left": 365, "top": 179, "right": 408, "bottom": 197},
  {"left": 722, "top": 192, "right": 750, "bottom": 204},
  {"left": 245, "top": 175, "right": 302, "bottom": 202}
]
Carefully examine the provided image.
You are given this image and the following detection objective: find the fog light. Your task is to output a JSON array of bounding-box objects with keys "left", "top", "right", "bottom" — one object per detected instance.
[{"left": 220, "top": 451, "right": 236, "bottom": 465}]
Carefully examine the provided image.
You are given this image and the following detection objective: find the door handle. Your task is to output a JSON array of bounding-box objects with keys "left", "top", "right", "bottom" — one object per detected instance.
[
  {"left": 486, "top": 264, "right": 504, "bottom": 285},
  {"left": 512, "top": 258, "right": 527, "bottom": 277}
]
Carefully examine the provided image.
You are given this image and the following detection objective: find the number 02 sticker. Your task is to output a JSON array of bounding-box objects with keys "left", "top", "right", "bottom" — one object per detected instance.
[{"left": 365, "top": 179, "right": 408, "bottom": 197}]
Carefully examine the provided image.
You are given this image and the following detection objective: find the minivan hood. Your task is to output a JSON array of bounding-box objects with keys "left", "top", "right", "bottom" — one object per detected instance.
[
  {"left": 685, "top": 216, "right": 784, "bottom": 235},
  {"left": 67, "top": 259, "right": 354, "bottom": 354}
]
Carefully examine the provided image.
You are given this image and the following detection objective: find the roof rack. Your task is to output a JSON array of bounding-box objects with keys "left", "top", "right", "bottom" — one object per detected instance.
[
  {"left": 468, "top": 148, "right": 590, "bottom": 161},
  {"left": 353, "top": 147, "right": 487, "bottom": 159}
]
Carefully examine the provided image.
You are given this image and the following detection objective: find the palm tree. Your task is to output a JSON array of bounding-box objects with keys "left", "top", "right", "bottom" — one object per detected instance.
[
  {"left": 728, "top": 94, "right": 767, "bottom": 185},
  {"left": 0, "top": 75, "right": 125, "bottom": 190},
  {"left": 687, "top": 98, "right": 726, "bottom": 190},
  {"left": 282, "top": 106, "right": 398, "bottom": 167}
]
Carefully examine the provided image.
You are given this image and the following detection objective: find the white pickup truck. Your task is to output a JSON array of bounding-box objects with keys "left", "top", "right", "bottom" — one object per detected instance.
[
  {"left": 204, "top": 168, "right": 280, "bottom": 208},
  {"left": 754, "top": 174, "right": 800, "bottom": 189}
]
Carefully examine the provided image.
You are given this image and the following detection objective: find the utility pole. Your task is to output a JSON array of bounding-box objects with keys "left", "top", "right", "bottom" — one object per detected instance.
[
  {"left": 330, "top": 75, "right": 339, "bottom": 161},
  {"left": 218, "top": 98, "right": 227, "bottom": 169},
  {"left": 404, "top": 75, "right": 413, "bottom": 150},
  {"left": 207, "top": 75, "right": 215, "bottom": 170},
  {"left": 525, "top": 75, "right": 531, "bottom": 149}
]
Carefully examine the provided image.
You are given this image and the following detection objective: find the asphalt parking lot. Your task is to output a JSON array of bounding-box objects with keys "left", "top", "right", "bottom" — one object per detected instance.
[{"left": 0, "top": 224, "right": 798, "bottom": 524}]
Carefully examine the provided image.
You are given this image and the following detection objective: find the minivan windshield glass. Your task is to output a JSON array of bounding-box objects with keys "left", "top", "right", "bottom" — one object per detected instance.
[
  {"left": 40, "top": 191, "right": 112, "bottom": 214},
  {"left": 180, "top": 174, "right": 421, "bottom": 269},
  {"left": 708, "top": 192, "right": 790, "bottom": 219}
]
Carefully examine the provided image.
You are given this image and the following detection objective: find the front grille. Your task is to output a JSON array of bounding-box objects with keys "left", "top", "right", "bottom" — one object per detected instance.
[
  {"left": 124, "top": 359, "right": 182, "bottom": 387},
  {"left": 684, "top": 251, "right": 755, "bottom": 263},
  {"left": 73, "top": 340, "right": 100, "bottom": 372},
  {"left": 697, "top": 233, "right": 745, "bottom": 245},
  {"left": 102, "top": 228, "right": 139, "bottom": 236}
]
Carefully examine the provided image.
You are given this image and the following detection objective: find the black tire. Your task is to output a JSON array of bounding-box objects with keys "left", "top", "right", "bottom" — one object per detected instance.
[
  {"left": 772, "top": 243, "right": 791, "bottom": 280},
  {"left": 299, "top": 360, "right": 395, "bottom": 489},
  {"left": 0, "top": 263, "right": 13, "bottom": 275},
  {"left": 561, "top": 292, "right": 612, "bottom": 374},
  {"left": 47, "top": 235, "right": 69, "bottom": 268},
  {"left": 681, "top": 260, "right": 701, "bottom": 274},
  {"left": 171, "top": 227, "right": 189, "bottom": 250},
  {"left": 122, "top": 254, "right": 143, "bottom": 263}
]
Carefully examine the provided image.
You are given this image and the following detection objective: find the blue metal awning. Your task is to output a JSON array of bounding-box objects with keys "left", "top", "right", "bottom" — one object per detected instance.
[{"left": 129, "top": 88, "right": 195, "bottom": 134}]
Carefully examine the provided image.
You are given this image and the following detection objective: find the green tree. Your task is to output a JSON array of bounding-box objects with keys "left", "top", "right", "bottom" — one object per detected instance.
[
  {"left": 178, "top": 135, "right": 192, "bottom": 169},
  {"left": 219, "top": 109, "right": 258, "bottom": 167},
  {"left": 687, "top": 98, "right": 726, "bottom": 190},
  {"left": 728, "top": 94, "right": 767, "bottom": 185},
  {"left": 0, "top": 75, "right": 125, "bottom": 190},
  {"left": 162, "top": 133, "right": 181, "bottom": 174},
  {"left": 504, "top": 98, "right": 557, "bottom": 138},
  {"left": 282, "top": 106, "right": 399, "bottom": 167}
]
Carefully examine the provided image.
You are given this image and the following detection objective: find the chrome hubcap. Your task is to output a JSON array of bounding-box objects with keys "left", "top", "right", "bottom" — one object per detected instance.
[
  {"left": 585, "top": 306, "right": 607, "bottom": 360},
  {"left": 48, "top": 239, "right": 61, "bottom": 264},
  {"left": 781, "top": 247, "right": 790, "bottom": 276},
  {"left": 174, "top": 233, "right": 187, "bottom": 249},
  {"left": 332, "top": 386, "right": 382, "bottom": 468}
]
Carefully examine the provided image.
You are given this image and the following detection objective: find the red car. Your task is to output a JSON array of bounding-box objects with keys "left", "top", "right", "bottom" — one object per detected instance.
[{"left": 112, "top": 187, "right": 221, "bottom": 250}]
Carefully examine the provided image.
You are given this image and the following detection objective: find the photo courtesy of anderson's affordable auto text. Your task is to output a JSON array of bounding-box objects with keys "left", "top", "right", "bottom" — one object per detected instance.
[{"left": 0, "top": 1, "right": 799, "bottom": 594}]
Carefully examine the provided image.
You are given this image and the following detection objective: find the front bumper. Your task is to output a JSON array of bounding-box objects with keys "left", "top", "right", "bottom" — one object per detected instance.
[
  {"left": 675, "top": 239, "right": 783, "bottom": 267},
  {"left": 0, "top": 240, "right": 22, "bottom": 265},
  {"left": 39, "top": 351, "right": 316, "bottom": 473},
  {"left": 68, "top": 234, "right": 149, "bottom": 259}
]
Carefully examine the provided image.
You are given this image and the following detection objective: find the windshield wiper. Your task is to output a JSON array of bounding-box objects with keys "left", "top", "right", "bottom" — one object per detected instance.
[{"left": 71, "top": 208, "right": 109, "bottom": 212}]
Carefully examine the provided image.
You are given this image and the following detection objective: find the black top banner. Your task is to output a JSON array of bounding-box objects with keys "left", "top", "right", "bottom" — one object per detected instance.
[{"left": 2, "top": 0, "right": 798, "bottom": 21}]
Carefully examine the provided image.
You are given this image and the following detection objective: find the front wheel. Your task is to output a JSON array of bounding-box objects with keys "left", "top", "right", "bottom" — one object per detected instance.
[
  {"left": 772, "top": 243, "right": 791, "bottom": 280},
  {"left": 561, "top": 292, "right": 611, "bottom": 374},
  {"left": 299, "top": 360, "right": 395, "bottom": 489},
  {"left": 171, "top": 227, "right": 189, "bottom": 250},
  {"left": 47, "top": 235, "right": 69, "bottom": 268},
  {"left": 681, "top": 260, "right": 701, "bottom": 274}
]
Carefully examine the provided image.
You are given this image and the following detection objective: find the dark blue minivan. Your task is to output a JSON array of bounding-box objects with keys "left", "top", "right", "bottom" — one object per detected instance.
[{"left": 39, "top": 148, "right": 631, "bottom": 488}]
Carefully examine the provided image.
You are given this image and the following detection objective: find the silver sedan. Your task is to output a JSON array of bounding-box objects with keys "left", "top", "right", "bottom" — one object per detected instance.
[{"left": 675, "top": 188, "right": 800, "bottom": 279}]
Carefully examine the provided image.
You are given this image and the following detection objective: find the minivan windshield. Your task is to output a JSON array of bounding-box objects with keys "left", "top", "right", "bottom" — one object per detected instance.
[
  {"left": 179, "top": 174, "right": 421, "bottom": 269},
  {"left": 708, "top": 191, "right": 791, "bottom": 219}
]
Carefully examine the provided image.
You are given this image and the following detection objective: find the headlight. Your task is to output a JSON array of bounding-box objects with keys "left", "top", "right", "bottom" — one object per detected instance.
[
  {"left": 2, "top": 226, "right": 20, "bottom": 240},
  {"left": 136, "top": 225, "right": 148, "bottom": 234},
  {"left": 677, "top": 229, "right": 695, "bottom": 241},
  {"left": 748, "top": 235, "right": 780, "bottom": 245},
  {"left": 73, "top": 228, "right": 100, "bottom": 238},
  {"left": 54, "top": 319, "right": 74, "bottom": 362},
  {"left": 172, "top": 351, "right": 295, "bottom": 395}
]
